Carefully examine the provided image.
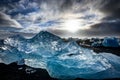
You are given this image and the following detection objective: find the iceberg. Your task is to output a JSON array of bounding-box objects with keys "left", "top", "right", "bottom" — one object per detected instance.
[
  {"left": 0, "top": 31, "right": 120, "bottom": 79},
  {"left": 102, "top": 37, "right": 119, "bottom": 47},
  {"left": 91, "top": 37, "right": 120, "bottom": 47},
  {"left": 46, "top": 51, "right": 111, "bottom": 79},
  {"left": 0, "top": 45, "right": 23, "bottom": 64}
]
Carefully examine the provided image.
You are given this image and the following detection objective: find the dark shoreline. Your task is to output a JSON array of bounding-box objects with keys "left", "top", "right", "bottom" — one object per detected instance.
[
  {"left": 80, "top": 44, "right": 120, "bottom": 56},
  {"left": 0, "top": 63, "right": 120, "bottom": 80},
  {"left": 0, "top": 63, "right": 58, "bottom": 80}
]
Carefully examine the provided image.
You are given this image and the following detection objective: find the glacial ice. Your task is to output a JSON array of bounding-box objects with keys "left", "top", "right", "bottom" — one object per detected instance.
[
  {"left": 91, "top": 37, "right": 120, "bottom": 47},
  {"left": 102, "top": 37, "right": 120, "bottom": 47},
  {"left": 0, "top": 31, "right": 120, "bottom": 79}
]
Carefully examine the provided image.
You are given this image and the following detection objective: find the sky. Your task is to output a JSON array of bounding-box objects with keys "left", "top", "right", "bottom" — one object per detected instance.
[{"left": 0, "top": 0, "right": 120, "bottom": 38}]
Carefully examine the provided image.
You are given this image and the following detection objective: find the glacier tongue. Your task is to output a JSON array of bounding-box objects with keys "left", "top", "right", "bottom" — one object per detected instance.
[{"left": 0, "top": 31, "right": 120, "bottom": 79}]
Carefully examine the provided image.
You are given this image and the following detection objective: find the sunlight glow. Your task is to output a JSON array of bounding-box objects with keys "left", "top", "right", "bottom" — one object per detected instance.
[
  {"left": 63, "top": 19, "right": 90, "bottom": 33},
  {"left": 64, "top": 19, "right": 80, "bottom": 32}
]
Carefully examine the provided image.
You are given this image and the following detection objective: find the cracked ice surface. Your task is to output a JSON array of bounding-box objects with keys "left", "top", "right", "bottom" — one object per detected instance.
[{"left": 0, "top": 31, "right": 120, "bottom": 79}]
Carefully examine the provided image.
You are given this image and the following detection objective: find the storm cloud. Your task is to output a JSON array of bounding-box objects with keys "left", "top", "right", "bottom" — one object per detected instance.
[
  {"left": 0, "top": 0, "right": 120, "bottom": 38},
  {"left": 0, "top": 12, "right": 22, "bottom": 29}
]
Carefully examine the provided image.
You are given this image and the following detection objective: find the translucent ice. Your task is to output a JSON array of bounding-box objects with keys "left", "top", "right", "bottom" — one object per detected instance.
[
  {"left": 0, "top": 31, "right": 120, "bottom": 79},
  {"left": 102, "top": 37, "right": 119, "bottom": 47},
  {"left": 46, "top": 48, "right": 111, "bottom": 79}
]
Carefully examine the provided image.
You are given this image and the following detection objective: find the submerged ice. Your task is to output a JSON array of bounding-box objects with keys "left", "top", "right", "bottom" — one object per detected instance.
[{"left": 0, "top": 31, "right": 120, "bottom": 79}]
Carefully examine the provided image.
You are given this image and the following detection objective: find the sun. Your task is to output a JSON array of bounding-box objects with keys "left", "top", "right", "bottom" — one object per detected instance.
[
  {"left": 63, "top": 19, "right": 88, "bottom": 33},
  {"left": 63, "top": 19, "right": 79, "bottom": 33},
  {"left": 57, "top": 19, "right": 90, "bottom": 33}
]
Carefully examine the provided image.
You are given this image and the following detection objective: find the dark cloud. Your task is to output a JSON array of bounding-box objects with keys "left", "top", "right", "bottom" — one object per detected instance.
[
  {"left": 0, "top": 0, "right": 20, "bottom": 4},
  {"left": 0, "top": 12, "right": 22, "bottom": 29},
  {"left": 60, "top": 0, "right": 73, "bottom": 11},
  {"left": 85, "top": 0, "right": 120, "bottom": 37},
  {"left": 100, "top": 0, "right": 120, "bottom": 18},
  {"left": 0, "top": 0, "right": 120, "bottom": 38},
  {"left": 48, "top": 29, "right": 67, "bottom": 37},
  {"left": 78, "top": 22, "right": 120, "bottom": 37},
  {"left": 0, "top": 30, "right": 35, "bottom": 39}
]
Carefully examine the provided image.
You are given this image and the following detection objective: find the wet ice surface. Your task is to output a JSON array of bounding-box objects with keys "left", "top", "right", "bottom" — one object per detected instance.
[{"left": 0, "top": 31, "right": 120, "bottom": 79}]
